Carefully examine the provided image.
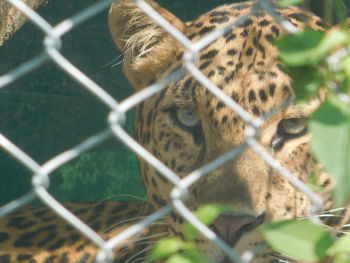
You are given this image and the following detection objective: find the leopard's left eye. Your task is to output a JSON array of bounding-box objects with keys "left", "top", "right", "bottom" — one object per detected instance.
[
  {"left": 176, "top": 108, "right": 200, "bottom": 128},
  {"left": 278, "top": 117, "right": 307, "bottom": 137}
]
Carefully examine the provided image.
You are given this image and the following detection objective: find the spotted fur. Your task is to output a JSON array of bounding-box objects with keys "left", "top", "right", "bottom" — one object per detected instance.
[{"left": 0, "top": 0, "right": 348, "bottom": 262}]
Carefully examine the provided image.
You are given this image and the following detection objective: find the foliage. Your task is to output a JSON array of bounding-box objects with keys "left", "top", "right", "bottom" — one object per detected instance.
[
  {"left": 260, "top": 219, "right": 350, "bottom": 262},
  {"left": 149, "top": 205, "right": 231, "bottom": 263},
  {"left": 260, "top": 220, "right": 333, "bottom": 261},
  {"left": 52, "top": 149, "right": 145, "bottom": 202},
  {"left": 274, "top": 17, "right": 350, "bottom": 206},
  {"left": 261, "top": 1, "right": 350, "bottom": 262}
]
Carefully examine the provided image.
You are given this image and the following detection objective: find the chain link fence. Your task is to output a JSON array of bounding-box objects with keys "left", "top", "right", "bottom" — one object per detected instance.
[{"left": 0, "top": 0, "right": 349, "bottom": 262}]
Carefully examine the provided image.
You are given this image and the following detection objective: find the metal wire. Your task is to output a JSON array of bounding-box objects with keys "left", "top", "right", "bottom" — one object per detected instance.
[{"left": 0, "top": 0, "right": 346, "bottom": 262}]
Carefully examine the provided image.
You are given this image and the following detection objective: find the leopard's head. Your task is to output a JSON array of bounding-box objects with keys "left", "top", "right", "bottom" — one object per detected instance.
[{"left": 109, "top": 1, "right": 332, "bottom": 261}]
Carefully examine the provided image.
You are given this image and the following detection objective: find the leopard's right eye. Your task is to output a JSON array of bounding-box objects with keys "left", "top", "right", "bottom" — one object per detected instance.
[
  {"left": 175, "top": 108, "right": 199, "bottom": 128},
  {"left": 278, "top": 118, "right": 307, "bottom": 137}
]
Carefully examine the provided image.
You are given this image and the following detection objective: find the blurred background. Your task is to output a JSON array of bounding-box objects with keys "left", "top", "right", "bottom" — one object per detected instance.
[{"left": 0, "top": 0, "right": 349, "bottom": 205}]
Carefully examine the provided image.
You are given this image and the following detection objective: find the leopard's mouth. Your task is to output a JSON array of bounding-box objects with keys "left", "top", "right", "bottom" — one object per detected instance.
[{"left": 212, "top": 213, "right": 265, "bottom": 263}]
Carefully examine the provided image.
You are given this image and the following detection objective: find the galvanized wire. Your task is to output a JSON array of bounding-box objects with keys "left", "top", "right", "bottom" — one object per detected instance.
[{"left": 1, "top": 0, "right": 345, "bottom": 262}]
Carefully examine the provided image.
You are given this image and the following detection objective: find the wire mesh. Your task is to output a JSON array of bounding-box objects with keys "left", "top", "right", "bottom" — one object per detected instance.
[{"left": 0, "top": 0, "right": 349, "bottom": 262}]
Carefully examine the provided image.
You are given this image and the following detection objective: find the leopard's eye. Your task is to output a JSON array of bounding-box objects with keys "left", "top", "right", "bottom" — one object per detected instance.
[
  {"left": 278, "top": 117, "right": 307, "bottom": 136},
  {"left": 176, "top": 108, "right": 199, "bottom": 128}
]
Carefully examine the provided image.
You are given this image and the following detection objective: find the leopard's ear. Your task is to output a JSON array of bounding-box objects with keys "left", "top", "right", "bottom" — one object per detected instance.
[{"left": 109, "top": 0, "right": 186, "bottom": 89}]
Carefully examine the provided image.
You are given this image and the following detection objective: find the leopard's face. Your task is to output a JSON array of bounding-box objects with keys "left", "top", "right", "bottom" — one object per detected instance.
[{"left": 109, "top": 1, "right": 332, "bottom": 261}]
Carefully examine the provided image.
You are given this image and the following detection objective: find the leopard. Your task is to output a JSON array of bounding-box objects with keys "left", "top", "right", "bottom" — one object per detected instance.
[{"left": 0, "top": 0, "right": 348, "bottom": 262}]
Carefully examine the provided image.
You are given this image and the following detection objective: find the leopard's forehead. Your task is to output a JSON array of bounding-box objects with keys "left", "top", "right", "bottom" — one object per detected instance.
[{"left": 169, "top": 1, "right": 323, "bottom": 124}]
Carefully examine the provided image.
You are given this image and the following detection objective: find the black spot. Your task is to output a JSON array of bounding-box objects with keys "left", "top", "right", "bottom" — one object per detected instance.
[
  {"left": 151, "top": 177, "right": 157, "bottom": 187},
  {"left": 44, "top": 256, "right": 57, "bottom": 263},
  {"left": 216, "top": 101, "right": 225, "bottom": 109},
  {"left": 245, "top": 47, "right": 253, "bottom": 56},
  {"left": 232, "top": 117, "right": 238, "bottom": 124},
  {"left": 37, "top": 232, "right": 57, "bottom": 248},
  {"left": 0, "top": 255, "right": 10, "bottom": 263},
  {"left": 210, "top": 11, "right": 231, "bottom": 17},
  {"left": 208, "top": 109, "right": 214, "bottom": 118},
  {"left": 224, "top": 71, "right": 235, "bottom": 83},
  {"left": 14, "top": 225, "right": 56, "bottom": 248},
  {"left": 231, "top": 3, "right": 250, "bottom": 10},
  {"left": 235, "top": 62, "right": 243, "bottom": 70},
  {"left": 255, "top": 11, "right": 266, "bottom": 18},
  {"left": 210, "top": 16, "right": 230, "bottom": 24},
  {"left": 221, "top": 115, "right": 228, "bottom": 124},
  {"left": 188, "top": 33, "right": 197, "bottom": 40},
  {"left": 59, "top": 253, "right": 69, "bottom": 263},
  {"left": 316, "top": 19, "right": 325, "bottom": 27},
  {"left": 207, "top": 70, "right": 215, "bottom": 78},
  {"left": 41, "top": 216, "right": 56, "bottom": 222},
  {"left": 152, "top": 194, "right": 167, "bottom": 206},
  {"left": 240, "top": 29, "right": 249, "bottom": 37},
  {"left": 271, "top": 25, "right": 280, "bottom": 36},
  {"left": 200, "top": 49, "right": 219, "bottom": 60},
  {"left": 91, "top": 221, "right": 102, "bottom": 231},
  {"left": 226, "top": 61, "right": 234, "bottom": 66},
  {"left": 198, "top": 26, "right": 216, "bottom": 35},
  {"left": 268, "top": 83, "right": 276, "bottom": 96},
  {"left": 146, "top": 109, "right": 153, "bottom": 126},
  {"left": 199, "top": 61, "right": 211, "bottom": 70},
  {"left": 193, "top": 22, "right": 203, "bottom": 28},
  {"left": 47, "top": 238, "right": 67, "bottom": 251},
  {"left": 257, "top": 61, "right": 264, "bottom": 66},
  {"left": 253, "top": 36, "right": 258, "bottom": 47},
  {"left": 276, "top": 63, "right": 287, "bottom": 74},
  {"left": 237, "top": 18, "right": 253, "bottom": 28},
  {"left": 265, "top": 34, "right": 274, "bottom": 42},
  {"left": 257, "top": 43, "right": 266, "bottom": 57},
  {"left": 259, "top": 19, "right": 270, "bottom": 26},
  {"left": 248, "top": 90, "right": 256, "bottom": 103},
  {"left": 78, "top": 254, "right": 90, "bottom": 263},
  {"left": 17, "top": 254, "right": 33, "bottom": 261},
  {"left": 92, "top": 202, "right": 106, "bottom": 213},
  {"left": 268, "top": 71, "right": 277, "bottom": 78},
  {"left": 68, "top": 233, "right": 81, "bottom": 245},
  {"left": 231, "top": 92, "right": 238, "bottom": 102},
  {"left": 252, "top": 105, "right": 260, "bottom": 116},
  {"left": 288, "top": 13, "right": 309, "bottom": 22},
  {"left": 227, "top": 49, "right": 237, "bottom": 56},
  {"left": 33, "top": 210, "right": 47, "bottom": 218},
  {"left": 0, "top": 232, "right": 10, "bottom": 243},
  {"left": 283, "top": 85, "right": 291, "bottom": 96},
  {"left": 259, "top": 89, "right": 268, "bottom": 102},
  {"left": 183, "top": 78, "right": 193, "bottom": 89},
  {"left": 225, "top": 33, "right": 237, "bottom": 42},
  {"left": 218, "top": 66, "right": 226, "bottom": 75}
]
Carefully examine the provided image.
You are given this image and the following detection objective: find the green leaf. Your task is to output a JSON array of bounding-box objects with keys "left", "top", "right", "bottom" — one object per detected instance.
[
  {"left": 333, "top": 253, "right": 350, "bottom": 263},
  {"left": 167, "top": 249, "right": 210, "bottom": 263},
  {"left": 184, "top": 204, "right": 232, "bottom": 241},
  {"left": 275, "top": 30, "right": 325, "bottom": 66},
  {"left": 307, "top": 171, "right": 324, "bottom": 192},
  {"left": 149, "top": 237, "right": 188, "bottom": 261},
  {"left": 310, "top": 96, "right": 350, "bottom": 205},
  {"left": 316, "top": 29, "right": 349, "bottom": 58},
  {"left": 287, "top": 66, "right": 322, "bottom": 102},
  {"left": 327, "top": 235, "right": 350, "bottom": 255},
  {"left": 276, "top": 0, "right": 302, "bottom": 7},
  {"left": 167, "top": 254, "right": 193, "bottom": 263},
  {"left": 259, "top": 220, "right": 333, "bottom": 261}
]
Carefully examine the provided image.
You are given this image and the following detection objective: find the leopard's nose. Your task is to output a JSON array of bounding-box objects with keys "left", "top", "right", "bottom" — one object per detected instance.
[{"left": 209, "top": 213, "right": 265, "bottom": 247}]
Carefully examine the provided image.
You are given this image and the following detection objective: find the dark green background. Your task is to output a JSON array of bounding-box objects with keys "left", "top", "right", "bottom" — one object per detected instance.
[{"left": 0, "top": 0, "right": 348, "bottom": 205}]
